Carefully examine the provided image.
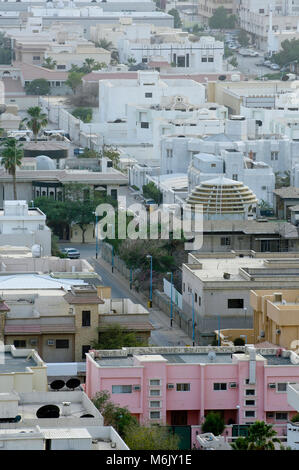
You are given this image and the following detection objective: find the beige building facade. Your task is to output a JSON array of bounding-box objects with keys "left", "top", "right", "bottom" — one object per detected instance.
[{"left": 251, "top": 289, "right": 299, "bottom": 350}]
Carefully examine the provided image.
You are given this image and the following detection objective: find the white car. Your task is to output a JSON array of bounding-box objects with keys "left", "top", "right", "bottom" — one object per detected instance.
[{"left": 270, "top": 63, "right": 280, "bottom": 70}]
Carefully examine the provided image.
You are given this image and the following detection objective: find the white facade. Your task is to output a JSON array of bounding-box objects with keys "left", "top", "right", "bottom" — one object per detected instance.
[
  {"left": 98, "top": 71, "right": 205, "bottom": 123},
  {"left": 0, "top": 201, "right": 51, "bottom": 256},
  {"left": 118, "top": 33, "right": 224, "bottom": 72},
  {"left": 188, "top": 149, "right": 275, "bottom": 205}
]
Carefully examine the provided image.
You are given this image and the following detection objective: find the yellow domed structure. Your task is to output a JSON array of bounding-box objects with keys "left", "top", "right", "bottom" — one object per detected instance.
[{"left": 186, "top": 177, "right": 258, "bottom": 220}]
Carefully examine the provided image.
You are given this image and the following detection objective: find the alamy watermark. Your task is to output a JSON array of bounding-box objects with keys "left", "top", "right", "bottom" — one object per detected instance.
[{"left": 95, "top": 196, "right": 203, "bottom": 250}]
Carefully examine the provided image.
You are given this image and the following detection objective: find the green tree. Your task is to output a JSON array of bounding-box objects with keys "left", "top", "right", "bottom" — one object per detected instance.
[
  {"left": 0, "top": 33, "right": 12, "bottom": 65},
  {"left": 111, "top": 50, "right": 120, "bottom": 64},
  {"left": 142, "top": 181, "right": 163, "bottom": 204},
  {"left": 238, "top": 30, "right": 250, "bottom": 47},
  {"left": 92, "top": 323, "right": 147, "bottom": 349},
  {"left": 1, "top": 138, "right": 23, "bottom": 200},
  {"left": 168, "top": 8, "right": 182, "bottom": 28},
  {"left": 127, "top": 56, "right": 137, "bottom": 66},
  {"left": 66, "top": 71, "right": 84, "bottom": 94},
  {"left": 208, "top": 7, "right": 236, "bottom": 29},
  {"left": 81, "top": 58, "right": 107, "bottom": 74},
  {"left": 275, "top": 171, "right": 290, "bottom": 189},
  {"left": 229, "top": 56, "right": 238, "bottom": 68},
  {"left": 118, "top": 238, "right": 175, "bottom": 272},
  {"left": 22, "top": 106, "right": 48, "bottom": 142},
  {"left": 273, "top": 38, "right": 299, "bottom": 67},
  {"left": 71, "top": 107, "right": 93, "bottom": 123},
  {"left": 92, "top": 391, "right": 138, "bottom": 438},
  {"left": 33, "top": 197, "right": 72, "bottom": 240},
  {"left": 25, "top": 78, "right": 50, "bottom": 96},
  {"left": 42, "top": 57, "right": 57, "bottom": 70},
  {"left": 67, "top": 198, "right": 96, "bottom": 243},
  {"left": 291, "top": 413, "right": 299, "bottom": 423},
  {"left": 124, "top": 424, "right": 180, "bottom": 450},
  {"left": 231, "top": 421, "right": 280, "bottom": 450},
  {"left": 101, "top": 145, "right": 120, "bottom": 169},
  {"left": 95, "top": 39, "right": 114, "bottom": 51},
  {"left": 202, "top": 412, "right": 225, "bottom": 436},
  {"left": 233, "top": 337, "right": 245, "bottom": 346}
]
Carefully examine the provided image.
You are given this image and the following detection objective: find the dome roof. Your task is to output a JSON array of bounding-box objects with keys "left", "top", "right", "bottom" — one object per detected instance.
[
  {"left": 187, "top": 176, "right": 258, "bottom": 215},
  {"left": 36, "top": 155, "right": 56, "bottom": 171}
]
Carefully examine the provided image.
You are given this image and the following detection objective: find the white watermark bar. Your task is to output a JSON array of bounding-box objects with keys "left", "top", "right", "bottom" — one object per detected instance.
[{"left": 95, "top": 198, "right": 203, "bottom": 251}]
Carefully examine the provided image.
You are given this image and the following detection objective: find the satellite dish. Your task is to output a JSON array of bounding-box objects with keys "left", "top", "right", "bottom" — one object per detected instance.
[
  {"left": 208, "top": 351, "right": 216, "bottom": 361},
  {"left": 66, "top": 378, "right": 81, "bottom": 390},
  {"left": 50, "top": 379, "right": 65, "bottom": 390},
  {"left": 80, "top": 414, "right": 94, "bottom": 418},
  {"left": 36, "top": 404, "right": 60, "bottom": 418}
]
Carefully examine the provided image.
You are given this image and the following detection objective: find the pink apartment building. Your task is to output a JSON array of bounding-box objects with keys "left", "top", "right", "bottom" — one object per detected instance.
[{"left": 85, "top": 346, "right": 299, "bottom": 440}]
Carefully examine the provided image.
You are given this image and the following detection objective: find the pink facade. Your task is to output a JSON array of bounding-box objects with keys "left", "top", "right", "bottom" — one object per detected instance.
[{"left": 85, "top": 347, "right": 299, "bottom": 435}]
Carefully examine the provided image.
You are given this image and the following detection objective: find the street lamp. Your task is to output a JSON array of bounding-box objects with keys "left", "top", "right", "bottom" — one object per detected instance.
[
  {"left": 146, "top": 255, "right": 153, "bottom": 308},
  {"left": 188, "top": 291, "right": 195, "bottom": 346},
  {"left": 166, "top": 271, "right": 173, "bottom": 327}
]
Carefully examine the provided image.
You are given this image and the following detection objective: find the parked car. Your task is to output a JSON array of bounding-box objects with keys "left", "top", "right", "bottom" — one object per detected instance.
[
  {"left": 73, "top": 148, "right": 85, "bottom": 156},
  {"left": 263, "top": 60, "right": 272, "bottom": 67},
  {"left": 60, "top": 248, "right": 80, "bottom": 259},
  {"left": 270, "top": 63, "right": 280, "bottom": 70},
  {"left": 255, "top": 61, "right": 265, "bottom": 66}
]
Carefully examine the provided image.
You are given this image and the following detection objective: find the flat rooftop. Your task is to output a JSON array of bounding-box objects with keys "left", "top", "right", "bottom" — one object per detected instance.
[
  {"left": 186, "top": 257, "right": 265, "bottom": 281},
  {"left": 95, "top": 352, "right": 298, "bottom": 366},
  {"left": 0, "top": 274, "right": 87, "bottom": 290},
  {"left": 0, "top": 352, "right": 36, "bottom": 373}
]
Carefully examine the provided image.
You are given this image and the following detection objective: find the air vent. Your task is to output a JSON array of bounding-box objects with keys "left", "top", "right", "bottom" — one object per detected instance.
[
  {"left": 47, "top": 339, "right": 55, "bottom": 346},
  {"left": 229, "top": 382, "right": 237, "bottom": 389},
  {"left": 133, "top": 385, "right": 141, "bottom": 391},
  {"left": 268, "top": 383, "right": 276, "bottom": 389},
  {"left": 167, "top": 383, "right": 174, "bottom": 389},
  {"left": 30, "top": 339, "right": 37, "bottom": 346}
]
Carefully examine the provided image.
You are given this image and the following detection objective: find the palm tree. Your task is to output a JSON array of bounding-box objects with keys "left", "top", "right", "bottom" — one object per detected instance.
[
  {"left": 127, "top": 57, "right": 137, "bottom": 66},
  {"left": 42, "top": 57, "right": 57, "bottom": 70},
  {"left": 22, "top": 106, "right": 48, "bottom": 142},
  {"left": 1, "top": 138, "right": 23, "bottom": 200},
  {"left": 231, "top": 421, "right": 280, "bottom": 450},
  {"left": 95, "top": 39, "right": 113, "bottom": 51}
]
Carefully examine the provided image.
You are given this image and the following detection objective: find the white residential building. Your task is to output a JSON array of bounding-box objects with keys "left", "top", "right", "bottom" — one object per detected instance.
[
  {"left": 0, "top": 201, "right": 51, "bottom": 256},
  {"left": 238, "top": 0, "right": 299, "bottom": 51},
  {"left": 188, "top": 149, "right": 275, "bottom": 205},
  {"left": 118, "top": 28, "right": 224, "bottom": 72},
  {"left": 98, "top": 70, "right": 206, "bottom": 123}
]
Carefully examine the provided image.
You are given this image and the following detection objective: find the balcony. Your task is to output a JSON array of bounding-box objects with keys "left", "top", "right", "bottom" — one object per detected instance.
[{"left": 287, "top": 383, "right": 299, "bottom": 411}]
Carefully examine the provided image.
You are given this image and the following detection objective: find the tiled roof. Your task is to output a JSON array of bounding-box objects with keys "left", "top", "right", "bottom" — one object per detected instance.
[
  {"left": 63, "top": 292, "right": 104, "bottom": 304},
  {"left": 4, "top": 324, "right": 76, "bottom": 334},
  {"left": 0, "top": 169, "right": 128, "bottom": 184},
  {"left": 12, "top": 62, "right": 68, "bottom": 81}
]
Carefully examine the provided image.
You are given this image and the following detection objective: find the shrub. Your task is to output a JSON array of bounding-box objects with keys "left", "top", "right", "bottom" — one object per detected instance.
[
  {"left": 233, "top": 337, "right": 245, "bottom": 346},
  {"left": 291, "top": 413, "right": 299, "bottom": 423}
]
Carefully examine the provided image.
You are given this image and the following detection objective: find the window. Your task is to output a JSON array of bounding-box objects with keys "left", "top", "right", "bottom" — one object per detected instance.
[
  {"left": 13, "top": 340, "right": 26, "bottom": 348},
  {"left": 55, "top": 81, "right": 61, "bottom": 87},
  {"left": 167, "top": 149, "right": 173, "bottom": 158},
  {"left": 245, "top": 400, "right": 255, "bottom": 406},
  {"left": 82, "top": 345, "right": 90, "bottom": 359},
  {"left": 142, "top": 58, "right": 148, "bottom": 63},
  {"left": 195, "top": 293, "right": 198, "bottom": 303},
  {"left": 145, "top": 92, "right": 152, "bottom": 98},
  {"left": 221, "top": 237, "right": 231, "bottom": 246},
  {"left": 176, "top": 383, "right": 190, "bottom": 391},
  {"left": 183, "top": 283, "right": 185, "bottom": 292},
  {"left": 150, "top": 401, "right": 161, "bottom": 408},
  {"left": 245, "top": 410, "right": 255, "bottom": 418},
  {"left": 208, "top": 57, "right": 214, "bottom": 62},
  {"left": 214, "top": 383, "right": 227, "bottom": 391},
  {"left": 198, "top": 296, "right": 201, "bottom": 306},
  {"left": 232, "top": 174, "right": 238, "bottom": 181},
  {"left": 246, "top": 389, "right": 255, "bottom": 396},
  {"left": 150, "top": 411, "right": 161, "bottom": 419},
  {"left": 82, "top": 310, "right": 91, "bottom": 327},
  {"left": 112, "top": 385, "right": 132, "bottom": 394},
  {"left": 277, "top": 383, "right": 287, "bottom": 392},
  {"left": 141, "top": 122, "right": 149, "bottom": 129},
  {"left": 228, "top": 299, "right": 244, "bottom": 309},
  {"left": 271, "top": 151, "right": 278, "bottom": 160},
  {"left": 150, "top": 389, "right": 161, "bottom": 396},
  {"left": 150, "top": 379, "right": 161, "bottom": 386},
  {"left": 259, "top": 8, "right": 264, "bottom": 13},
  {"left": 33, "top": 56, "right": 40, "bottom": 60},
  {"left": 276, "top": 412, "right": 288, "bottom": 421},
  {"left": 201, "top": 57, "right": 207, "bottom": 62},
  {"left": 56, "top": 339, "right": 69, "bottom": 349},
  {"left": 57, "top": 65, "right": 66, "bottom": 70}
]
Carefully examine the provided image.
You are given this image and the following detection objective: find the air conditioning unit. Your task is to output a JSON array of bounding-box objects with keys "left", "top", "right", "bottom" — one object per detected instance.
[
  {"left": 133, "top": 385, "right": 141, "bottom": 391},
  {"left": 47, "top": 339, "right": 55, "bottom": 346},
  {"left": 30, "top": 339, "right": 37, "bottom": 346},
  {"left": 268, "top": 383, "right": 276, "bottom": 389},
  {"left": 68, "top": 307, "right": 74, "bottom": 314},
  {"left": 167, "top": 384, "right": 174, "bottom": 389},
  {"left": 229, "top": 382, "right": 238, "bottom": 389},
  {"left": 260, "top": 330, "right": 265, "bottom": 338}
]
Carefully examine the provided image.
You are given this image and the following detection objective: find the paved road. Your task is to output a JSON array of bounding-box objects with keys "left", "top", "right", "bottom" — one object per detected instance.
[{"left": 59, "top": 242, "right": 192, "bottom": 346}]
